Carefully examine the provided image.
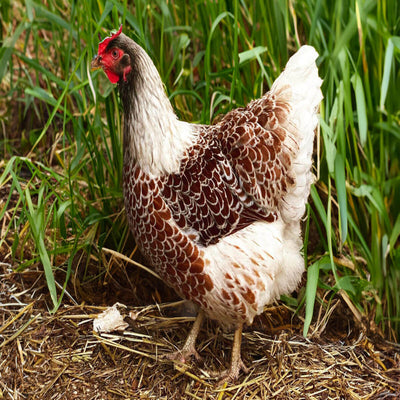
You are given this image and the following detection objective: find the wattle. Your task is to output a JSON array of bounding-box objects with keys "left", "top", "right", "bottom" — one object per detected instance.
[{"left": 105, "top": 69, "right": 120, "bottom": 84}]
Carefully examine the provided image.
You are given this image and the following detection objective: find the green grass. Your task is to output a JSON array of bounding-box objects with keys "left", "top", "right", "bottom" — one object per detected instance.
[{"left": 1, "top": 0, "right": 399, "bottom": 339}]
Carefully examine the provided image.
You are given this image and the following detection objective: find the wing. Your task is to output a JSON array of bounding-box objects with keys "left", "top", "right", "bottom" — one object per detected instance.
[
  {"left": 159, "top": 91, "right": 296, "bottom": 246},
  {"left": 218, "top": 91, "right": 297, "bottom": 213}
]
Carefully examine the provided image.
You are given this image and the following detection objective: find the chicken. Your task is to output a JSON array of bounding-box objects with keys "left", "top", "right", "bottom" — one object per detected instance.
[{"left": 91, "top": 25, "right": 323, "bottom": 381}]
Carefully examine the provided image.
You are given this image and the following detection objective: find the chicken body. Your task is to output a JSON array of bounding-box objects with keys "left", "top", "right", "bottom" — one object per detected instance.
[{"left": 92, "top": 26, "right": 323, "bottom": 380}]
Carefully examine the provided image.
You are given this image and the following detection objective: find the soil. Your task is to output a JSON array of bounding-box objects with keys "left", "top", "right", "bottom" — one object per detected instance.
[{"left": 0, "top": 258, "right": 399, "bottom": 400}]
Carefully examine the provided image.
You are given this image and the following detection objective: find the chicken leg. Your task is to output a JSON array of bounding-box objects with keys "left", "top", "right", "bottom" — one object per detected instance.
[
  {"left": 165, "top": 309, "right": 205, "bottom": 363},
  {"left": 218, "top": 323, "right": 249, "bottom": 382}
]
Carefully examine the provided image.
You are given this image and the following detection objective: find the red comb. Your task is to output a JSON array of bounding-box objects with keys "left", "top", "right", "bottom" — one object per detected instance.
[{"left": 98, "top": 25, "right": 123, "bottom": 55}]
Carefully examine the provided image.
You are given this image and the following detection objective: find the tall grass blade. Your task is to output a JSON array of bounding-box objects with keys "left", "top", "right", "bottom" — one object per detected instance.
[
  {"left": 351, "top": 73, "right": 368, "bottom": 147},
  {"left": 303, "top": 259, "right": 320, "bottom": 337},
  {"left": 0, "top": 20, "right": 28, "bottom": 81},
  {"left": 390, "top": 214, "right": 400, "bottom": 252},
  {"left": 380, "top": 37, "right": 400, "bottom": 110},
  {"left": 334, "top": 153, "right": 348, "bottom": 245}
]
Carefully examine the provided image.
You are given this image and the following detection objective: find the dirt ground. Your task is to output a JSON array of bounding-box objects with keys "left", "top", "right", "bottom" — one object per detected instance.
[{"left": 0, "top": 257, "right": 399, "bottom": 400}]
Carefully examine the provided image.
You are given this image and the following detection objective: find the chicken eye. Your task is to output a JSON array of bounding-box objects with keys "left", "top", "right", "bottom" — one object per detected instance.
[{"left": 111, "top": 49, "right": 120, "bottom": 59}]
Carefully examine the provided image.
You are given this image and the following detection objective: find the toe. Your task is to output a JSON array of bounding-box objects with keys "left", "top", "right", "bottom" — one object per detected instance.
[
  {"left": 213, "top": 358, "right": 249, "bottom": 384},
  {"left": 162, "top": 346, "right": 201, "bottom": 364}
]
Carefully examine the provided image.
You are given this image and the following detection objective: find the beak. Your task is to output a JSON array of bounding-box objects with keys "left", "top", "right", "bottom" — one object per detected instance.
[{"left": 91, "top": 54, "right": 102, "bottom": 71}]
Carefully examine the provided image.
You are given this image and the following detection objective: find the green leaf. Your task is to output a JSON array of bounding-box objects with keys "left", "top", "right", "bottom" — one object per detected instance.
[
  {"left": 351, "top": 73, "right": 368, "bottom": 146},
  {"left": 0, "top": 20, "right": 28, "bottom": 81},
  {"left": 334, "top": 153, "right": 348, "bottom": 244},
  {"left": 320, "top": 119, "right": 336, "bottom": 175},
  {"left": 239, "top": 46, "right": 267, "bottom": 64},
  {"left": 380, "top": 36, "right": 400, "bottom": 110},
  {"left": 25, "top": 87, "right": 58, "bottom": 108},
  {"left": 334, "top": 276, "right": 356, "bottom": 295},
  {"left": 390, "top": 214, "right": 400, "bottom": 252},
  {"left": 24, "top": 186, "right": 58, "bottom": 311},
  {"left": 32, "top": 2, "right": 71, "bottom": 31},
  {"left": 303, "top": 258, "right": 325, "bottom": 337},
  {"left": 311, "top": 185, "right": 327, "bottom": 230}
]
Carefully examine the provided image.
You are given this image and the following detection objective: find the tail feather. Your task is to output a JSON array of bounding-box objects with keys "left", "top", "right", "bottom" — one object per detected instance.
[{"left": 272, "top": 46, "right": 323, "bottom": 222}]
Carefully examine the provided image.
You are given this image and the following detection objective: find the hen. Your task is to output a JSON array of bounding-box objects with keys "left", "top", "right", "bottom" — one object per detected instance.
[{"left": 91, "top": 26, "right": 323, "bottom": 380}]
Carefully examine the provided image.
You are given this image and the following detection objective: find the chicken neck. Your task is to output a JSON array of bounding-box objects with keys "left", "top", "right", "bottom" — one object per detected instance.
[{"left": 118, "top": 44, "right": 196, "bottom": 177}]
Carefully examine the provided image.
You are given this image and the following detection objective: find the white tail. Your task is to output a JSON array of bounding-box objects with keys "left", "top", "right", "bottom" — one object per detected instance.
[{"left": 272, "top": 45, "right": 323, "bottom": 222}]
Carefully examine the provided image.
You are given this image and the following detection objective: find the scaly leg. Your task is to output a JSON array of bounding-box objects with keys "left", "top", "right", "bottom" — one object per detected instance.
[
  {"left": 165, "top": 309, "right": 205, "bottom": 363},
  {"left": 218, "top": 323, "right": 249, "bottom": 382}
]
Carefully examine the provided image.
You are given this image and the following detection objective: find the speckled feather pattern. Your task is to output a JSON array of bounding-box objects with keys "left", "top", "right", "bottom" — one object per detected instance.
[
  {"left": 159, "top": 92, "right": 294, "bottom": 247},
  {"left": 115, "top": 38, "right": 323, "bottom": 329}
]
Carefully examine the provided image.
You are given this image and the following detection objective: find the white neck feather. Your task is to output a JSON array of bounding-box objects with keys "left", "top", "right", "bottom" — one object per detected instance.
[{"left": 122, "top": 49, "right": 197, "bottom": 176}]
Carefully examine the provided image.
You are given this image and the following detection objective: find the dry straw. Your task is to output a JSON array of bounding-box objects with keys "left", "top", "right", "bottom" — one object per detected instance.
[{"left": 1, "top": 262, "right": 399, "bottom": 399}]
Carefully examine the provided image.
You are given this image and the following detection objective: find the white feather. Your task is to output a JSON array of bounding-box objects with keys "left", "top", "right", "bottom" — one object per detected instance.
[
  {"left": 272, "top": 45, "right": 323, "bottom": 222},
  {"left": 123, "top": 44, "right": 198, "bottom": 176},
  {"left": 202, "top": 220, "right": 304, "bottom": 327}
]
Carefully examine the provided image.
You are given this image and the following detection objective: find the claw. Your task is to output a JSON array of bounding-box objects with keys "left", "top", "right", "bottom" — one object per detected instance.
[
  {"left": 162, "top": 345, "right": 202, "bottom": 364},
  {"left": 216, "top": 357, "right": 249, "bottom": 383},
  {"left": 162, "top": 310, "right": 204, "bottom": 365},
  {"left": 215, "top": 323, "right": 249, "bottom": 383}
]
